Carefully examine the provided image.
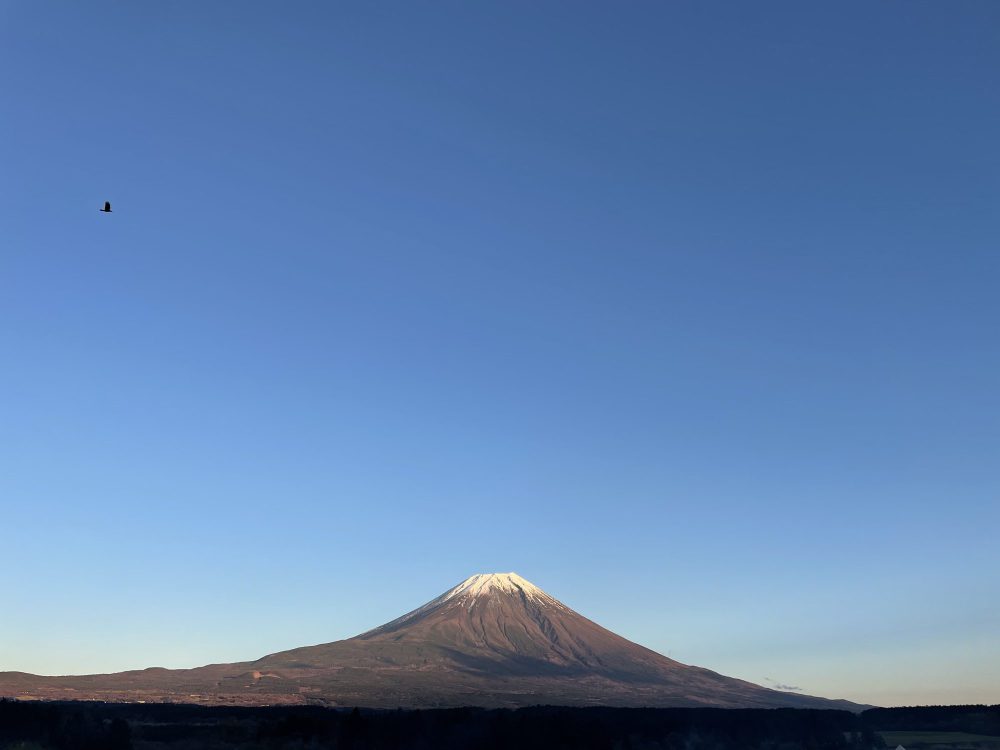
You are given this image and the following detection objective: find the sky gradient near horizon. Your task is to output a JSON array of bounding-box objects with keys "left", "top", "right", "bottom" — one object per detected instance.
[{"left": 1, "top": 2, "right": 998, "bottom": 708}]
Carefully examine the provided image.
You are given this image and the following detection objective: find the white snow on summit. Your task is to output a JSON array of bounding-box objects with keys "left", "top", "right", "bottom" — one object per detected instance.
[
  {"left": 442, "top": 572, "right": 545, "bottom": 601},
  {"left": 358, "top": 572, "right": 563, "bottom": 637}
]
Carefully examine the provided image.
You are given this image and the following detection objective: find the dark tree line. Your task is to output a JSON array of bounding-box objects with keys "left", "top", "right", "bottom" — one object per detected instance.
[
  {"left": 0, "top": 700, "right": 130, "bottom": 750},
  {"left": 1, "top": 699, "right": 996, "bottom": 750}
]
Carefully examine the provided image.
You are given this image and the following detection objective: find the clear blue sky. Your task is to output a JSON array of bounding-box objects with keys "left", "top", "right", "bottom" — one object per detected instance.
[{"left": 1, "top": 2, "right": 997, "bottom": 708}]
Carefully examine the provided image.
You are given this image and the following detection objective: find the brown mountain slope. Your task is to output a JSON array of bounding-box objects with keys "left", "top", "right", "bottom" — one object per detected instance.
[{"left": 0, "top": 573, "right": 863, "bottom": 710}]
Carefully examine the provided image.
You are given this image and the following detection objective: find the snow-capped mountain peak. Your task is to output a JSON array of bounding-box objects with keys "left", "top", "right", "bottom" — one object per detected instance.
[
  {"left": 443, "top": 572, "right": 545, "bottom": 601},
  {"left": 0, "top": 570, "right": 863, "bottom": 711}
]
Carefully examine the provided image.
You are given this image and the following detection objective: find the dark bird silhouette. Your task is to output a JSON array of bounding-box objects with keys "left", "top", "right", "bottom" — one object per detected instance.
[{"left": 100, "top": 201, "right": 112, "bottom": 213}]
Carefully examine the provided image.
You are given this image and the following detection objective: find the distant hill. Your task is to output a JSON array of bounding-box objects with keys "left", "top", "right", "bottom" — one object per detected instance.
[{"left": 0, "top": 572, "right": 863, "bottom": 710}]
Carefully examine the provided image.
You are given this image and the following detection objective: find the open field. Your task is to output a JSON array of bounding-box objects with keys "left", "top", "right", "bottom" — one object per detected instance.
[{"left": 879, "top": 731, "right": 1000, "bottom": 748}]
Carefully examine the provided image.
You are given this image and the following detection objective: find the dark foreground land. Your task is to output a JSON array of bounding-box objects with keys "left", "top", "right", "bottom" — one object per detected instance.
[{"left": 1, "top": 700, "right": 999, "bottom": 750}]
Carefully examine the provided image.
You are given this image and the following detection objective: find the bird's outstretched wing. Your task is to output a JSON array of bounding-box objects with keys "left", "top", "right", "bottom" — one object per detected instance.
[{"left": 104, "top": 201, "right": 112, "bottom": 212}]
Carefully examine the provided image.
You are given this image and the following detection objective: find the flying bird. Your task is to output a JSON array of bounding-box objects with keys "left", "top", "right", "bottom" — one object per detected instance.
[{"left": 99, "top": 201, "right": 112, "bottom": 213}]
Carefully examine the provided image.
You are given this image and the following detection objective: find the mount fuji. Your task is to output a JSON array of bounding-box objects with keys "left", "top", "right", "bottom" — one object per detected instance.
[{"left": 0, "top": 572, "right": 861, "bottom": 709}]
